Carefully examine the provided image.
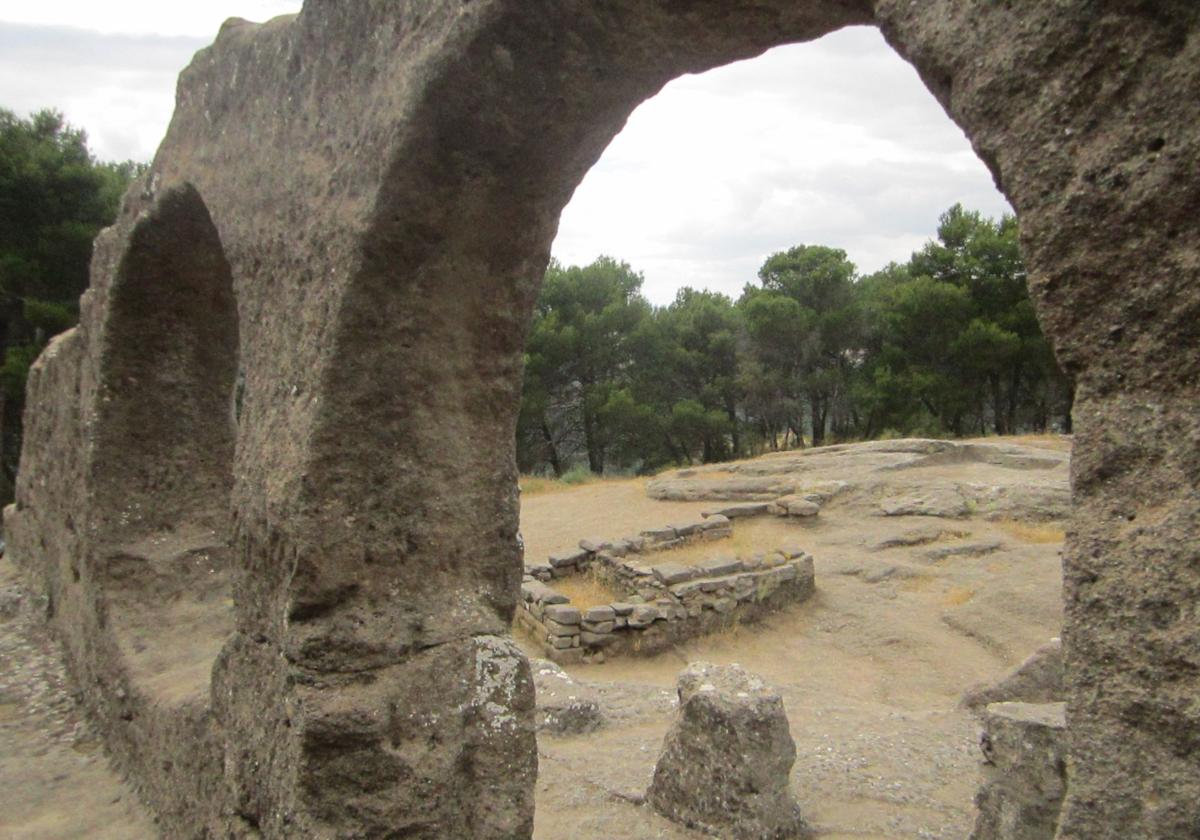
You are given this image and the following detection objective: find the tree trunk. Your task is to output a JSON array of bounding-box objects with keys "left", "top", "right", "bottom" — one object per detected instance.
[{"left": 539, "top": 419, "right": 563, "bottom": 478}]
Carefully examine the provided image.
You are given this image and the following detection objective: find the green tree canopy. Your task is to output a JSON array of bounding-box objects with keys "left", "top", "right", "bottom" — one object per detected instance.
[{"left": 0, "top": 107, "right": 144, "bottom": 497}]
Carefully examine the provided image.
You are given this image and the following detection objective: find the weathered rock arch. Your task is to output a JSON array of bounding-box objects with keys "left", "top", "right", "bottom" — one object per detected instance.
[{"left": 6, "top": 2, "right": 1198, "bottom": 837}]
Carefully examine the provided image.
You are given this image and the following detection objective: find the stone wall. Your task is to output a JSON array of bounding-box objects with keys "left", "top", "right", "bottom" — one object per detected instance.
[{"left": 517, "top": 517, "right": 815, "bottom": 663}]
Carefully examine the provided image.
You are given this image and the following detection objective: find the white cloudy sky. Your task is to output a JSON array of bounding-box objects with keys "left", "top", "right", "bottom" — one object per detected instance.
[{"left": 0, "top": 3, "right": 1010, "bottom": 305}]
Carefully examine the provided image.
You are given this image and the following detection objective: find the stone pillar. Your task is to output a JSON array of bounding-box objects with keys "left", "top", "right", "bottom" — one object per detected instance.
[
  {"left": 648, "top": 662, "right": 806, "bottom": 839},
  {"left": 969, "top": 702, "right": 1067, "bottom": 840}
]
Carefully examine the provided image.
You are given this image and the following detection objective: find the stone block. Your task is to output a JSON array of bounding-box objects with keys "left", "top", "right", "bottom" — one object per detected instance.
[
  {"left": 770, "top": 495, "right": 821, "bottom": 517},
  {"left": 702, "top": 503, "right": 771, "bottom": 519},
  {"left": 961, "top": 639, "right": 1063, "bottom": 711},
  {"left": 697, "top": 555, "right": 743, "bottom": 577},
  {"left": 531, "top": 659, "right": 603, "bottom": 736},
  {"left": 641, "top": 526, "right": 678, "bottom": 542},
  {"left": 580, "top": 630, "right": 616, "bottom": 647},
  {"left": 609, "top": 602, "right": 635, "bottom": 616},
  {"left": 671, "top": 519, "right": 707, "bottom": 537},
  {"left": 522, "top": 580, "right": 567, "bottom": 605},
  {"left": 543, "top": 619, "right": 580, "bottom": 637},
  {"left": 543, "top": 604, "right": 581, "bottom": 626},
  {"left": 583, "top": 605, "right": 615, "bottom": 623},
  {"left": 581, "top": 620, "right": 615, "bottom": 634},
  {"left": 548, "top": 547, "right": 589, "bottom": 568},
  {"left": 697, "top": 513, "right": 731, "bottom": 530},
  {"left": 652, "top": 563, "right": 695, "bottom": 586},
  {"left": 968, "top": 702, "right": 1067, "bottom": 840},
  {"left": 626, "top": 605, "right": 660, "bottom": 628}
]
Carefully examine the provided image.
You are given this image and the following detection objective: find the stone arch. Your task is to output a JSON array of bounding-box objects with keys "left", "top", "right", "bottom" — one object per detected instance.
[
  {"left": 89, "top": 182, "right": 239, "bottom": 549},
  {"left": 6, "top": 3, "right": 1198, "bottom": 838}
]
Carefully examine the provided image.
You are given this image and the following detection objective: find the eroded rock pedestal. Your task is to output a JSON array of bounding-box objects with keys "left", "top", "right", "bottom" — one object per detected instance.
[
  {"left": 969, "top": 702, "right": 1068, "bottom": 840},
  {"left": 4, "top": 1, "right": 1199, "bottom": 837},
  {"left": 648, "top": 663, "right": 806, "bottom": 839}
]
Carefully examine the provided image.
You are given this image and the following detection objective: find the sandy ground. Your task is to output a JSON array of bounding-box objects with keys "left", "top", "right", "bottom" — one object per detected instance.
[
  {"left": 521, "top": 439, "right": 1067, "bottom": 839},
  {"left": 0, "top": 437, "right": 1067, "bottom": 839}
]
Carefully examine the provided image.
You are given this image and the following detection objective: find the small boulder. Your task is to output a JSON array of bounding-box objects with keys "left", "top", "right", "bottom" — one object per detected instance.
[
  {"left": 647, "top": 662, "right": 805, "bottom": 839},
  {"left": 769, "top": 495, "right": 821, "bottom": 518},
  {"left": 530, "top": 659, "right": 603, "bottom": 735}
]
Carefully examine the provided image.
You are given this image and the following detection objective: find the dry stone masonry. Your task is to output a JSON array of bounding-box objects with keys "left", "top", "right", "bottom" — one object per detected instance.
[
  {"left": 518, "top": 517, "right": 815, "bottom": 663},
  {"left": 2, "top": 1, "right": 1197, "bottom": 837}
]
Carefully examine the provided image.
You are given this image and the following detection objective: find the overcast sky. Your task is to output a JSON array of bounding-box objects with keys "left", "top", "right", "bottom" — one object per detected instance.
[{"left": 0, "top": 3, "right": 1010, "bottom": 305}]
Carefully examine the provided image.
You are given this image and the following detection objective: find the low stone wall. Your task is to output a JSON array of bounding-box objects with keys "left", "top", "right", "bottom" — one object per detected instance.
[{"left": 518, "top": 516, "right": 815, "bottom": 664}]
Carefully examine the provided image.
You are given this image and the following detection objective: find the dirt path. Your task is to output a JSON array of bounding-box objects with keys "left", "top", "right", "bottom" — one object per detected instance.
[{"left": 0, "top": 560, "right": 155, "bottom": 840}]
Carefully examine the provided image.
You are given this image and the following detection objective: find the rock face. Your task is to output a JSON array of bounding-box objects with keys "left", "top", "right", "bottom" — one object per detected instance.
[
  {"left": 969, "top": 702, "right": 1068, "bottom": 840},
  {"left": 2, "top": 1, "right": 1198, "bottom": 837},
  {"left": 962, "top": 639, "right": 1063, "bottom": 711},
  {"left": 648, "top": 663, "right": 805, "bottom": 839}
]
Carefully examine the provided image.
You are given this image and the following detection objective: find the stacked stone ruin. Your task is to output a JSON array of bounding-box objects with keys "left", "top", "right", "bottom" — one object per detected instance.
[
  {"left": 518, "top": 516, "right": 816, "bottom": 663},
  {"left": 3, "top": 1, "right": 1198, "bottom": 837}
]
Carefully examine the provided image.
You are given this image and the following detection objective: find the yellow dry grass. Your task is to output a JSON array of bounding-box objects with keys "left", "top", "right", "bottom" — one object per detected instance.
[
  {"left": 898, "top": 574, "right": 938, "bottom": 594},
  {"left": 942, "top": 586, "right": 976, "bottom": 607},
  {"left": 997, "top": 520, "right": 1066, "bottom": 544},
  {"left": 656, "top": 527, "right": 762, "bottom": 566},
  {"left": 548, "top": 572, "right": 623, "bottom": 611},
  {"left": 519, "top": 474, "right": 648, "bottom": 497}
]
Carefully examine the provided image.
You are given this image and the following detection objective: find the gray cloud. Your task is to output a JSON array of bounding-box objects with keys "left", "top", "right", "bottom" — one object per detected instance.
[
  {"left": 0, "top": 23, "right": 205, "bottom": 161},
  {"left": 554, "top": 26, "right": 1012, "bottom": 305}
]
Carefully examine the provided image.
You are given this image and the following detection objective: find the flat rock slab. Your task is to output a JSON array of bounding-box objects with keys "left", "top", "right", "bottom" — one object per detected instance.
[
  {"left": 922, "top": 541, "right": 1004, "bottom": 562},
  {"left": 652, "top": 562, "right": 696, "bottom": 586},
  {"left": 879, "top": 487, "right": 969, "bottom": 518},
  {"left": 647, "top": 476, "right": 797, "bottom": 502},
  {"left": 701, "top": 503, "right": 771, "bottom": 519},
  {"left": 869, "top": 526, "right": 971, "bottom": 551}
]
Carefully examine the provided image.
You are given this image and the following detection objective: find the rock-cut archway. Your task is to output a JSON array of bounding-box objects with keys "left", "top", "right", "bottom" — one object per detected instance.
[{"left": 6, "top": 2, "right": 1198, "bottom": 838}]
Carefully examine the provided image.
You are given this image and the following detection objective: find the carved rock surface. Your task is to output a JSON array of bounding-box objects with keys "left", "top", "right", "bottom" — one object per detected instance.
[
  {"left": 969, "top": 702, "right": 1067, "bottom": 840},
  {"left": 648, "top": 662, "right": 805, "bottom": 839}
]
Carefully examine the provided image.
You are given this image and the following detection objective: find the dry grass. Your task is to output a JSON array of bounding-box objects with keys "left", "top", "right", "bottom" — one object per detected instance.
[
  {"left": 658, "top": 529, "right": 759, "bottom": 566},
  {"left": 942, "top": 586, "right": 976, "bottom": 607},
  {"left": 548, "top": 571, "right": 624, "bottom": 610},
  {"left": 997, "top": 519, "right": 1066, "bottom": 544},
  {"left": 519, "top": 474, "right": 647, "bottom": 497}
]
